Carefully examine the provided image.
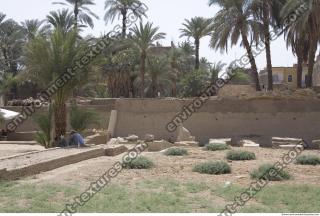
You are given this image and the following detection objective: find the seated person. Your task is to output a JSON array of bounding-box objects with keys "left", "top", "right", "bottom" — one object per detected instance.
[
  {"left": 69, "top": 130, "right": 85, "bottom": 147},
  {"left": 57, "top": 135, "right": 68, "bottom": 148}
]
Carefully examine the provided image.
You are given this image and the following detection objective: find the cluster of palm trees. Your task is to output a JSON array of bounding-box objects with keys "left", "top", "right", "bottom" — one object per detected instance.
[
  {"left": 0, "top": 0, "right": 319, "bottom": 145},
  {"left": 209, "top": 0, "right": 320, "bottom": 91}
]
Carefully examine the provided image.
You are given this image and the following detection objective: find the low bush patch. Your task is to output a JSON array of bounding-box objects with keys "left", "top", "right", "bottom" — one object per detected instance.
[
  {"left": 250, "top": 164, "right": 291, "bottom": 181},
  {"left": 164, "top": 148, "right": 188, "bottom": 156},
  {"left": 295, "top": 155, "right": 320, "bottom": 165},
  {"left": 193, "top": 161, "right": 231, "bottom": 175},
  {"left": 226, "top": 150, "right": 256, "bottom": 161},
  {"left": 205, "top": 143, "right": 229, "bottom": 151},
  {"left": 123, "top": 156, "right": 154, "bottom": 169}
]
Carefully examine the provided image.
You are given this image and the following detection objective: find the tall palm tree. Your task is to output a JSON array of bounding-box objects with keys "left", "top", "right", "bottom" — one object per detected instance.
[
  {"left": 23, "top": 29, "right": 91, "bottom": 141},
  {"left": 285, "top": 31, "right": 309, "bottom": 88},
  {"left": 104, "top": 0, "right": 147, "bottom": 38},
  {"left": 250, "top": 0, "right": 286, "bottom": 91},
  {"left": 21, "top": 19, "right": 49, "bottom": 41},
  {"left": 129, "top": 22, "right": 166, "bottom": 97},
  {"left": 282, "top": 0, "right": 320, "bottom": 88},
  {"left": 180, "top": 17, "right": 213, "bottom": 70},
  {"left": 47, "top": 9, "right": 74, "bottom": 34},
  {"left": 209, "top": 0, "right": 261, "bottom": 91},
  {"left": 53, "top": 0, "right": 99, "bottom": 29}
]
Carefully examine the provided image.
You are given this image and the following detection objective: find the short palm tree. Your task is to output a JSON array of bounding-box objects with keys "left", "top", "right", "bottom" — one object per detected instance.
[
  {"left": 53, "top": 0, "right": 99, "bottom": 29},
  {"left": 129, "top": 22, "right": 166, "bottom": 98},
  {"left": 282, "top": 0, "right": 320, "bottom": 87},
  {"left": 250, "top": 0, "right": 286, "bottom": 90},
  {"left": 104, "top": 0, "right": 147, "bottom": 38},
  {"left": 23, "top": 29, "right": 91, "bottom": 140},
  {"left": 209, "top": 0, "right": 261, "bottom": 91},
  {"left": 146, "top": 56, "right": 172, "bottom": 97},
  {"left": 47, "top": 9, "right": 74, "bottom": 34},
  {"left": 180, "top": 17, "right": 213, "bottom": 70}
]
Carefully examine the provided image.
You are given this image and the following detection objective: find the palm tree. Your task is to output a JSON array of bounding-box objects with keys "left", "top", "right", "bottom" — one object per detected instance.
[
  {"left": 104, "top": 0, "right": 147, "bottom": 38},
  {"left": 146, "top": 56, "right": 172, "bottom": 97},
  {"left": 129, "top": 22, "right": 166, "bottom": 97},
  {"left": 250, "top": 0, "right": 286, "bottom": 91},
  {"left": 284, "top": 19, "right": 310, "bottom": 88},
  {"left": 21, "top": 19, "right": 49, "bottom": 41},
  {"left": 282, "top": 0, "right": 320, "bottom": 88},
  {"left": 47, "top": 9, "right": 74, "bottom": 34},
  {"left": 209, "top": 61, "right": 226, "bottom": 83},
  {"left": 23, "top": 29, "right": 91, "bottom": 141},
  {"left": 53, "top": 0, "right": 99, "bottom": 29},
  {"left": 0, "top": 14, "right": 24, "bottom": 76},
  {"left": 180, "top": 17, "right": 213, "bottom": 70},
  {"left": 209, "top": 0, "right": 261, "bottom": 91}
]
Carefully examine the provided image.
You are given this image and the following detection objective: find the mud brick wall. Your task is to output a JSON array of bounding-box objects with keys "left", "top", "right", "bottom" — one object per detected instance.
[{"left": 113, "top": 98, "right": 320, "bottom": 144}]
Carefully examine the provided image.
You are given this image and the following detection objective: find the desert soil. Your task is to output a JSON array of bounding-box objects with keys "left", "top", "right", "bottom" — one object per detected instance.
[{"left": 13, "top": 145, "right": 320, "bottom": 189}]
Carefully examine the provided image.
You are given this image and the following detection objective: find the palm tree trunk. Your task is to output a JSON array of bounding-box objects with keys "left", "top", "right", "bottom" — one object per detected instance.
[
  {"left": 195, "top": 39, "right": 200, "bottom": 70},
  {"left": 74, "top": 0, "right": 79, "bottom": 30},
  {"left": 240, "top": 30, "right": 261, "bottom": 91},
  {"left": 121, "top": 10, "right": 127, "bottom": 38},
  {"left": 53, "top": 101, "right": 67, "bottom": 138},
  {"left": 306, "top": 37, "right": 317, "bottom": 88},
  {"left": 151, "top": 77, "right": 156, "bottom": 98},
  {"left": 296, "top": 55, "right": 303, "bottom": 88},
  {"left": 262, "top": 4, "right": 273, "bottom": 91},
  {"left": 140, "top": 51, "right": 146, "bottom": 98}
]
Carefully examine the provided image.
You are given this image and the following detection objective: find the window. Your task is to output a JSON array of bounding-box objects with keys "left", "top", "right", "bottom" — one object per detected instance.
[{"left": 288, "top": 75, "right": 293, "bottom": 82}]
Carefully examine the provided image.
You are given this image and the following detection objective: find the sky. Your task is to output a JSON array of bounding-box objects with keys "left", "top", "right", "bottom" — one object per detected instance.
[{"left": 1, "top": 0, "right": 300, "bottom": 70}]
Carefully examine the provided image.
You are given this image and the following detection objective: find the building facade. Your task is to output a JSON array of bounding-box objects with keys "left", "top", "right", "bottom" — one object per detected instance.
[{"left": 259, "top": 64, "right": 309, "bottom": 89}]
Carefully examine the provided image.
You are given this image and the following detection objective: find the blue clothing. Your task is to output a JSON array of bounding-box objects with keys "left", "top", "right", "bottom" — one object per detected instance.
[
  {"left": 69, "top": 133, "right": 85, "bottom": 147},
  {"left": 75, "top": 133, "right": 85, "bottom": 145}
]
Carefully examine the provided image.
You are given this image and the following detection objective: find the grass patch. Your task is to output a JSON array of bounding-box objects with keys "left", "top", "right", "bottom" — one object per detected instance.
[
  {"left": 250, "top": 164, "right": 291, "bottom": 181},
  {"left": 1, "top": 179, "right": 320, "bottom": 212},
  {"left": 193, "top": 161, "right": 231, "bottom": 175},
  {"left": 123, "top": 156, "right": 154, "bottom": 169},
  {"left": 295, "top": 155, "right": 320, "bottom": 165},
  {"left": 164, "top": 148, "right": 188, "bottom": 156},
  {"left": 184, "top": 182, "right": 209, "bottom": 193},
  {"left": 226, "top": 150, "right": 256, "bottom": 161},
  {"left": 205, "top": 143, "right": 229, "bottom": 151}
]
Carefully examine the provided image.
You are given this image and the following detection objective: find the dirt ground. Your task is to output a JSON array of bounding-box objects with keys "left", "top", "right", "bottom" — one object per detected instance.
[
  {"left": 17, "top": 145, "right": 320, "bottom": 189},
  {"left": 0, "top": 144, "right": 45, "bottom": 159}
]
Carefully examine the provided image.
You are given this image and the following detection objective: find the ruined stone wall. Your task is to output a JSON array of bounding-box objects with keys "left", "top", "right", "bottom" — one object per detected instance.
[{"left": 114, "top": 98, "right": 320, "bottom": 144}]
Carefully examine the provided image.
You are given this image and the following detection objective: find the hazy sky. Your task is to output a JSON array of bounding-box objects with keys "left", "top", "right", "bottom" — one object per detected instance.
[{"left": 1, "top": 0, "right": 301, "bottom": 70}]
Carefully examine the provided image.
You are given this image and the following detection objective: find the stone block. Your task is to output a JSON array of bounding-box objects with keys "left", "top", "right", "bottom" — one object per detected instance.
[
  {"left": 177, "top": 126, "right": 195, "bottom": 142},
  {"left": 230, "top": 136, "right": 243, "bottom": 147},
  {"left": 105, "top": 145, "right": 128, "bottom": 156},
  {"left": 310, "top": 140, "right": 320, "bottom": 149},
  {"left": 144, "top": 134, "right": 155, "bottom": 142}
]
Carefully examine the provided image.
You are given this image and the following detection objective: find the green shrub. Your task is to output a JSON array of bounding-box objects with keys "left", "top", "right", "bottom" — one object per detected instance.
[
  {"left": 70, "top": 103, "right": 100, "bottom": 133},
  {"left": 226, "top": 150, "right": 256, "bottom": 161},
  {"left": 250, "top": 164, "right": 291, "bottom": 181},
  {"left": 205, "top": 143, "right": 229, "bottom": 151},
  {"left": 164, "top": 148, "right": 188, "bottom": 156},
  {"left": 193, "top": 161, "right": 231, "bottom": 175},
  {"left": 295, "top": 155, "right": 320, "bottom": 166},
  {"left": 33, "top": 105, "right": 53, "bottom": 148},
  {"left": 123, "top": 156, "right": 154, "bottom": 169}
]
